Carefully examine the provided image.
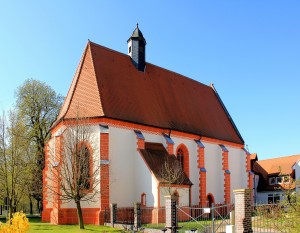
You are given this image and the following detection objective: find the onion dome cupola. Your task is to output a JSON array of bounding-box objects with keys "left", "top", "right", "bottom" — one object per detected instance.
[{"left": 127, "top": 23, "right": 146, "bottom": 72}]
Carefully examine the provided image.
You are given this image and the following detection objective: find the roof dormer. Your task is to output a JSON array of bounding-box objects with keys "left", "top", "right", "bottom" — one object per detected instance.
[{"left": 127, "top": 24, "right": 146, "bottom": 72}]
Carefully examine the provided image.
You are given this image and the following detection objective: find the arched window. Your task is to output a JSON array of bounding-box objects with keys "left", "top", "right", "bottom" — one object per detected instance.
[
  {"left": 177, "top": 148, "right": 184, "bottom": 169},
  {"left": 207, "top": 194, "right": 215, "bottom": 207},
  {"left": 74, "top": 143, "right": 92, "bottom": 190},
  {"left": 141, "top": 193, "right": 146, "bottom": 206},
  {"left": 176, "top": 144, "right": 190, "bottom": 177}
]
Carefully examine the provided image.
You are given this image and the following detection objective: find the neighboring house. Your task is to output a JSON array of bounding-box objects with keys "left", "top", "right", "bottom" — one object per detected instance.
[
  {"left": 253, "top": 154, "right": 300, "bottom": 204},
  {"left": 42, "top": 25, "right": 251, "bottom": 225},
  {"left": 292, "top": 159, "right": 300, "bottom": 192}
]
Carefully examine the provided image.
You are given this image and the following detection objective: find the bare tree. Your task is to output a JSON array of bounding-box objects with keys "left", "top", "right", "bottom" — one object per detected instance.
[
  {"left": 46, "top": 119, "right": 100, "bottom": 229},
  {"left": 159, "top": 156, "right": 188, "bottom": 196}
]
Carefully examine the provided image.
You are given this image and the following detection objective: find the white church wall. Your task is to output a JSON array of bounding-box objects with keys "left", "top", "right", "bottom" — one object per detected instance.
[
  {"left": 61, "top": 125, "right": 101, "bottom": 208},
  {"left": 159, "top": 187, "right": 190, "bottom": 206},
  {"left": 172, "top": 137, "right": 199, "bottom": 205},
  {"left": 228, "top": 146, "right": 248, "bottom": 202},
  {"left": 204, "top": 142, "right": 224, "bottom": 203}
]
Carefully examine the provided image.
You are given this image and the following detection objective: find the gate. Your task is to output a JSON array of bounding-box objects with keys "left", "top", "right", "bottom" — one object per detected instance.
[{"left": 176, "top": 203, "right": 234, "bottom": 233}]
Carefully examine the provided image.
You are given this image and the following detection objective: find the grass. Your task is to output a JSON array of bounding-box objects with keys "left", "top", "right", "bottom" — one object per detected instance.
[
  {"left": 28, "top": 218, "right": 122, "bottom": 233},
  {"left": 1, "top": 216, "right": 122, "bottom": 233}
]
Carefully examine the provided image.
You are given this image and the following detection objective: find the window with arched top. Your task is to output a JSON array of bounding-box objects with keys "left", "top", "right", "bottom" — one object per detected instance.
[
  {"left": 177, "top": 148, "right": 184, "bottom": 169},
  {"left": 73, "top": 143, "right": 92, "bottom": 190},
  {"left": 141, "top": 193, "right": 146, "bottom": 206},
  {"left": 176, "top": 144, "right": 190, "bottom": 177}
]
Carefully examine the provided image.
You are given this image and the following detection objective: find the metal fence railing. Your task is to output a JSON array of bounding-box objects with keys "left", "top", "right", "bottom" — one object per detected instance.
[
  {"left": 176, "top": 203, "right": 234, "bottom": 233},
  {"left": 252, "top": 203, "right": 298, "bottom": 233}
]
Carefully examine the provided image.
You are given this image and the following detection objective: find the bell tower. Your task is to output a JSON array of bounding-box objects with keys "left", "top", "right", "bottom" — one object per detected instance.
[{"left": 127, "top": 24, "right": 146, "bottom": 72}]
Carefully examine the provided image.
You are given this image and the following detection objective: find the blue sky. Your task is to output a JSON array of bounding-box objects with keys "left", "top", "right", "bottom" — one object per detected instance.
[{"left": 0, "top": 1, "right": 299, "bottom": 160}]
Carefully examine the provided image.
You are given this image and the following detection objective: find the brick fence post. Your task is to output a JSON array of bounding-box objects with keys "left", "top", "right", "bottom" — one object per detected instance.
[
  {"left": 233, "top": 189, "right": 253, "bottom": 233},
  {"left": 165, "top": 195, "right": 178, "bottom": 233},
  {"left": 134, "top": 202, "right": 141, "bottom": 229}
]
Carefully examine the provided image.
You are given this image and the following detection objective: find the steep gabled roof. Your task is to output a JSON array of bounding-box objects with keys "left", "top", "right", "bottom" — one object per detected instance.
[
  {"left": 56, "top": 41, "right": 244, "bottom": 144},
  {"left": 139, "top": 142, "right": 192, "bottom": 185}
]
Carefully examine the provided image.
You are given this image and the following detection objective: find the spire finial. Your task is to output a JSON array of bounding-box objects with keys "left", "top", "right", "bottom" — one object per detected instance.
[{"left": 136, "top": 22, "right": 139, "bottom": 28}]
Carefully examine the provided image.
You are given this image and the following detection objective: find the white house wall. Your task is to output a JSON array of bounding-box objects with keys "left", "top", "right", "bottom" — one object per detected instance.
[
  {"left": 256, "top": 190, "right": 284, "bottom": 204},
  {"left": 294, "top": 161, "right": 300, "bottom": 192}
]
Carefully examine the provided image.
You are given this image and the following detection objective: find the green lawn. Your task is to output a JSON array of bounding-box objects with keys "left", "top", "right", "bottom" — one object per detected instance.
[
  {"left": 1, "top": 216, "right": 122, "bottom": 233},
  {"left": 28, "top": 218, "right": 122, "bottom": 233}
]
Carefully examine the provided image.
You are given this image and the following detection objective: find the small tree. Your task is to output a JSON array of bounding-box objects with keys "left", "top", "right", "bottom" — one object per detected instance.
[
  {"left": 47, "top": 119, "right": 100, "bottom": 229},
  {"left": 159, "top": 156, "right": 188, "bottom": 196}
]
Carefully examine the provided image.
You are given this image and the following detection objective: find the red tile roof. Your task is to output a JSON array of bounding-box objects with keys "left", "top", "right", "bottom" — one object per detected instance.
[
  {"left": 253, "top": 154, "right": 300, "bottom": 191},
  {"left": 56, "top": 41, "right": 244, "bottom": 144},
  {"left": 253, "top": 154, "right": 300, "bottom": 176},
  {"left": 250, "top": 153, "right": 258, "bottom": 161}
]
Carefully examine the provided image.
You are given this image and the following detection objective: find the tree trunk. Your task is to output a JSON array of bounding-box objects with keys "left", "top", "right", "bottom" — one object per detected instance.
[
  {"left": 29, "top": 197, "right": 33, "bottom": 215},
  {"left": 8, "top": 199, "right": 13, "bottom": 220},
  {"left": 76, "top": 200, "right": 84, "bottom": 229}
]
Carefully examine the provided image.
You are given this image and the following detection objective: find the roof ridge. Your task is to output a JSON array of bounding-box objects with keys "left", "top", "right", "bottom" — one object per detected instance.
[
  {"left": 210, "top": 83, "right": 244, "bottom": 144},
  {"left": 258, "top": 154, "right": 300, "bottom": 162},
  {"left": 52, "top": 41, "right": 90, "bottom": 128},
  {"left": 88, "top": 40, "right": 209, "bottom": 88},
  {"left": 88, "top": 41, "right": 106, "bottom": 116}
]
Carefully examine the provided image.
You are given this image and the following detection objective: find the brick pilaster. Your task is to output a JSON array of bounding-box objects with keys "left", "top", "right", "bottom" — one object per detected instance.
[
  {"left": 233, "top": 189, "right": 253, "bottom": 233},
  {"left": 99, "top": 130, "right": 110, "bottom": 224},
  {"left": 42, "top": 143, "right": 52, "bottom": 222},
  {"left": 167, "top": 143, "right": 174, "bottom": 155},
  {"left": 246, "top": 153, "right": 253, "bottom": 190},
  {"left": 197, "top": 146, "right": 206, "bottom": 206},
  {"left": 50, "top": 135, "right": 63, "bottom": 224},
  {"left": 222, "top": 148, "right": 231, "bottom": 204}
]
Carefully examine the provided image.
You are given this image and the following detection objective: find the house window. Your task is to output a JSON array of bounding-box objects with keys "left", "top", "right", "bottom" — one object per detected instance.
[
  {"left": 269, "top": 176, "right": 290, "bottom": 185},
  {"left": 276, "top": 177, "right": 283, "bottom": 184},
  {"left": 283, "top": 176, "right": 290, "bottom": 184},
  {"left": 267, "top": 194, "right": 280, "bottom": 203},
  {"left": 129, "top": 46, "right": 131, "bottom": 53},
  {"left": 269, "top": 177, "right": 276, "bottom": 185},
  {"left": 141, "top": 193, "right": 146, "bottom": 206}
]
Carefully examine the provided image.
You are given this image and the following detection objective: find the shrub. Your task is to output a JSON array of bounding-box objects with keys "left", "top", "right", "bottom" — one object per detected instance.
[{"left": 0, "top": 212, "right": 29, "bottom": 233}]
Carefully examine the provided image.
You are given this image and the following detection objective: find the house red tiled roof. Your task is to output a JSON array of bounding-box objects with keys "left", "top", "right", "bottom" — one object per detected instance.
[
  {"left": 250, "top": 153, "right": 258, "bottom": 161},
  {"left": 253, "top": 154, "right": 300, "bottom": 191},
  {"left": 253, "top": 154, "right": 300, "bottom": 176},
  {"left": 56, "top": 41, "right": 244, "bottom": 144},
  {"left": 139, "top": 142, "right": 192, "bottom": 185}
]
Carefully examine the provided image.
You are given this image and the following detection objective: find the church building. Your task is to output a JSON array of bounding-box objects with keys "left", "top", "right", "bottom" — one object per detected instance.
[{"left": 42, "top": 25, "right": 251, "bottom": 225}]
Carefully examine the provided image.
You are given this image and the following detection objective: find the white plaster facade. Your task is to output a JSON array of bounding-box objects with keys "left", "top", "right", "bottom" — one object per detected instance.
[{"left": 45, "top": 123, "right": 249, "bottom": 209}]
